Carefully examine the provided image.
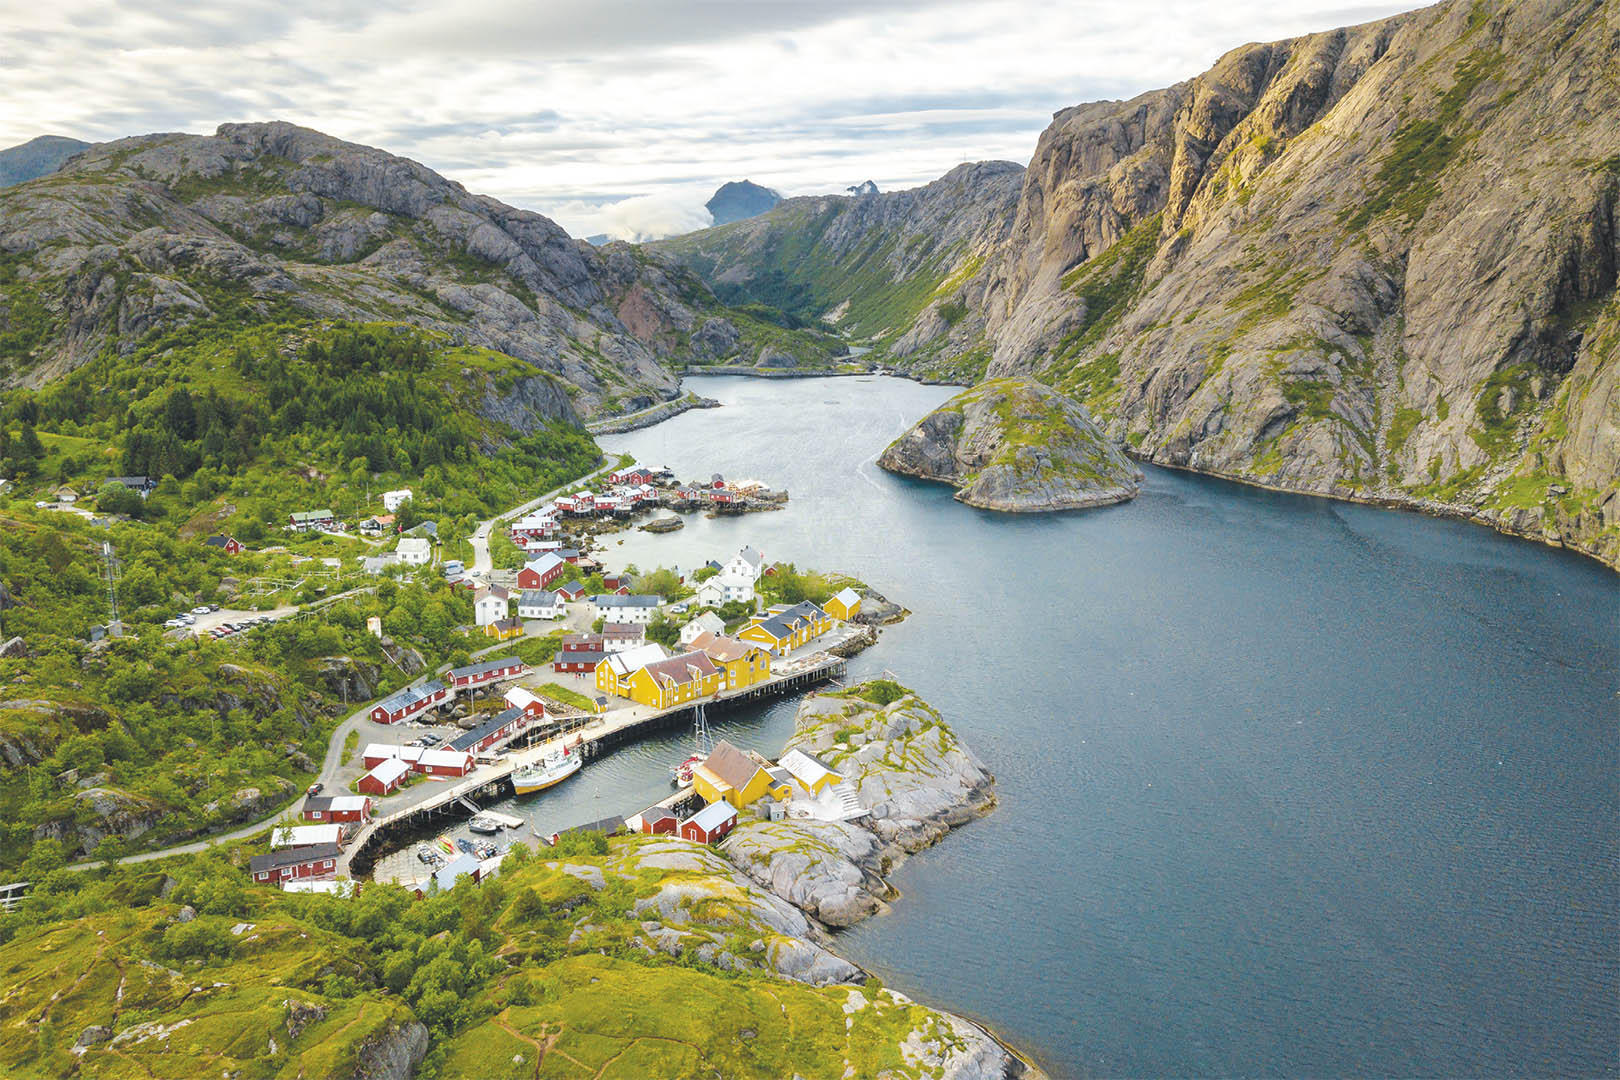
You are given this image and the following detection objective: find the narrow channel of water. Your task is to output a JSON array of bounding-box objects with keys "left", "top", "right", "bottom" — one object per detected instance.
[{"left": 410, "top": 375, "right": 1617, "bottom": 1077}]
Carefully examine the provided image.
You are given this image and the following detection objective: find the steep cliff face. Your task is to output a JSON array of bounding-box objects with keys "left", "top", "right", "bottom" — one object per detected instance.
[
  {"left": 655, "top": 161, "right": 1026, "bottom": 379},
  {"left": 878, "top": 377, "right": 1142, "bottom": 511},
  {"left": 657, "top": 0, "right": 1618, "bottom": 564},
  {"left": 973, "top": 0, "right": 1620, "bottom": 564},
  {"left": 0, "top": 122, "right": 822, "bottom": 417}
]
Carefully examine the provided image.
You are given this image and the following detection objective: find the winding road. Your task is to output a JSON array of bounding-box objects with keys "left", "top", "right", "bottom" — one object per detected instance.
[{"left": 66, "top": 460, "right": 621, "bottom": 873}]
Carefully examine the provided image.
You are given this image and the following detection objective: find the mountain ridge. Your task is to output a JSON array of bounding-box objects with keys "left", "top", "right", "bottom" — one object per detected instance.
[{"left": 656, "top": 0, "right": 1620, "bottom": 566}]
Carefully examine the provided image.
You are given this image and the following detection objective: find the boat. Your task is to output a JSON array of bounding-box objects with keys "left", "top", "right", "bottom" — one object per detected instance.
[
  {"left": 437, "top": 836, "right": 456, "bottom": 855},
  {"left": 415, "top": 844, "right": 438, "bottom": 864},
  {"left": 672, "top": 753, "right": 702, "bottom": 788},
  {"left": 511, "top": 748, "right": 581, "bottom": 795},
  {"left": 468, "top": 813, "right": 501, "bottom": 834}
]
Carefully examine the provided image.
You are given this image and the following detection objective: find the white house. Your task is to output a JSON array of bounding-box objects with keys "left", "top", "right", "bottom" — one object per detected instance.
[
  {"left": 517, "top": 590, "right": 565, "bottom": 620},
  {"left": 697, "top": 571, "right": 756, "bottom": 608},
  {"left": 679, "top": 611, "right": 725, "bottom": 645},
  {"left": 382, "top": 488, "right": 413, "bottom": 513},
  {"left": 589, "top": 594, "right": 662, "bottom": 625},
  {"left": 474, "top": 589, "right": 508, "bottom": 627},
  {"left": 724, "top": 546, "right": 766, "bottom": 583},
  {"left": 396, "top": 536, "right": 432, "bottom": 565}
]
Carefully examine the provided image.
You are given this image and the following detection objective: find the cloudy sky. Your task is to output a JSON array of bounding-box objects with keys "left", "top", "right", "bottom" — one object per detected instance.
[{"left": 2, "top": 0, "right": 1419, "bottom": 239}]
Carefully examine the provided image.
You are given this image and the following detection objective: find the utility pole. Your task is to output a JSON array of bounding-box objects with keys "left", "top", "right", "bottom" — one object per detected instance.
[{"left": 101, "top": 542, "right": 121, "bottom": 636}]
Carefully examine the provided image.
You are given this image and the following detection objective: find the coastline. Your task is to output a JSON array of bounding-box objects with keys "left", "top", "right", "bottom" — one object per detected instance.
[{"left": 585, "top": 391, "right": 720, "bottom": 435}]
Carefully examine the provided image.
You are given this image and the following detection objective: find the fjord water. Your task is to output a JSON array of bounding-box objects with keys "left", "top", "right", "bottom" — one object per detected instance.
[{"left": 573, "top": 374, "right": 1612, "bottom": 1076}]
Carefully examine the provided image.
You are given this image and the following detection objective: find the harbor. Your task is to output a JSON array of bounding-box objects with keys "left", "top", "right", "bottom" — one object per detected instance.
[{"left": 345, "top": 646, "right": 850, "bottom": 881}]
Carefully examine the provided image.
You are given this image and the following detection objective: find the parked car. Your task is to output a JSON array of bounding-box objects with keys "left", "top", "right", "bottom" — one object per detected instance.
[
  {"left": 420, "top": 733, "right": 441, "bottom": 746},
  {"left": 207, "top": 604, "right": 221, "bottom": 612},
  {"left": 190, "top": 606, "right": 210, "bottom": 615},
  {"left": 178, "top": 613, "right": 196, "bottom": 625},
  {"left": 164, "top": 618, "right": 184, "bottom": 628},
  {"left": 307, "top": 782, "right": 323, "bottom": 797}
]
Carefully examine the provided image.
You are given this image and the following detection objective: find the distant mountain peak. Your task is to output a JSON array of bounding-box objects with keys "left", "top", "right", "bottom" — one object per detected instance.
[
  {"left": 846, "top": 180, "right": 879, "bottom": 196},
  {"left": 705, "top": 180, "right": 781, "bottom": 225},
  {"left": 0, "top": 134, "right": 92, "bottom": 188}
]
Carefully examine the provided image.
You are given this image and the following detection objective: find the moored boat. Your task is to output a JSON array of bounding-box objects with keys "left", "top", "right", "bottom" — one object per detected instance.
[
  {"left": 468, "top": 813, "right": 501, "bottom": 834},
  {"left": 512, "top": 749, "right": 581, "bottom": 795}
]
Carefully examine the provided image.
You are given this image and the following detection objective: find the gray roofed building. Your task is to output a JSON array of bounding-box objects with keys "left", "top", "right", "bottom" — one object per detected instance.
[{"left": 249, "top": 842, "right": 342, "bottom": 875}]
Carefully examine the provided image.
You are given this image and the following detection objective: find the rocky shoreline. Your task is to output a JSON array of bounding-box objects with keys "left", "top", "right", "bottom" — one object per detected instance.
[
  {"left": 879, "top": 377, "right": 1142, "bottom": 513},
  {"left": 585, "top": 392, "right": 720, "bottom": 435}
]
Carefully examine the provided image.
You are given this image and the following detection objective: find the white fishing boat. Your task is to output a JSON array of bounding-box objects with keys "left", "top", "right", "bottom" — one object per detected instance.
[
  {"left": 670, "top": 702, "right": 711, "bottom": 788},
  {"left": 512, "top": 748, "right": 581, "bottom": 795}
]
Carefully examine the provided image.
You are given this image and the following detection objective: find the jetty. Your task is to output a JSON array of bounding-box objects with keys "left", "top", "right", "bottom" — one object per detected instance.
[{"left": 341, "top": 650, "right": 848, "bottom": 876}]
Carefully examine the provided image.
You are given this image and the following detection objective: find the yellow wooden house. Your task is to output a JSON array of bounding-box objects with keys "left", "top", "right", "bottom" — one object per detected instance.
[
  {"left": 739, "top": 601, "right": 832, "bottom": 655},
  {"left": 689, "top": 631, "right": 772, "bottom": 690},
  {"left": 692, "top": 740, "right": 792, "bottom": 808},
  {"left": 484, "top": 617, "right": 524, "bottom": 642},
  {"left": 595, "top": 643, "right": 669, "bottom": 698},
  {"left": 620, "top": 651, "right": 722, "bottom": 710},
  {"left": 824, "top": 587, "right": 862, "bottom": 621},
  {"left": 777, "top": 748, "right": 842, "bottom": 797}
]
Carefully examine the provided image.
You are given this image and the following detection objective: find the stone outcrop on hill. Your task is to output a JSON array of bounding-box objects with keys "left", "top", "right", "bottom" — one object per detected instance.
[
  {"left": 721, "top": 685, "right": 996, "bottom": 928},
  {"left": 879, "top": 377, "right": 1142, "bottom": 511},
  {"left": 661, "top": 0, "right": 1620, "bottom": 565},
  {"left": 0, "top": 122, "right": 818, "bottom": 418}
]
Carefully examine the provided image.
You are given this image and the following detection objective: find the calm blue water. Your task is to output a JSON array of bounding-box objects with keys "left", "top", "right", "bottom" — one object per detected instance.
[{"left": 499, "top": 374, "right": 1616, "bottom": 1077}]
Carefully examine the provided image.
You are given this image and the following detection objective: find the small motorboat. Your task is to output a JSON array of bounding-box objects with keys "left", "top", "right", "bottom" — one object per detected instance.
[{"left": 468, "top": 813, "right": 501, "bottom": 834}]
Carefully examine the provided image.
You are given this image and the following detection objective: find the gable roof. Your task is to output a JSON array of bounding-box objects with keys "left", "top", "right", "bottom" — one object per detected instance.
[
  {"left": 601, "top": 622, "right": 643, "bottom": 637},
  {"left": 832, "top": 586, "right": 861, "bottom": 609},
  {"left": 590, "top": 594, "right": 661, "bottom": 608},
  {"left": 639, "top": 651, "right": 719, "bottom": 688},
  {"left": 373, "top": 681, "right": 445, "bottom": 715},
  {"left": 684, "top": 798, "right": 738, "bottom": 833},
  {"left": 689, "top": 631, "right": 762, "bottom": 663},
  {"left": 602, "top": 643, "right": 669, "bottom": 678},
  {"left": 304, "top": 795, "right": 370, "bottom": 813},
  {"left": 364, "top": 757, "right": 412, "bottom": 786},
  {"left": 426, "top": 853, "right": 482, "bottom": 892},
  {"left": 271, "top": 824, "right": 344, "bottom": 849},
  {"left": 518, "top": 589, "right": 562, "bottom": 607},
  {"left": 746, "top": 615, "right": 795, "bottom": 641},
  {"left": 523, "top": 552, "right": 564, "bottom": 576},
  {"left": 778, "top": 748, "right": 841, "bottom": 788},
  {"left": 448, "top": 707, "right": 523, "bottom": 752},
  {"left": 641, "top": 805, "right": 678, "bottom": 825},
  {"left": 699, "top": 740, "right": 766, "bottom": 793},
  {"left": 449, "top": 657, "right": 522, "bottom": 680},
  {"left": 249, "top": 842, "right": 342, "bottom": 874},
  {"left": 733, "top": 546, "right": 764, "bottom": 568}
]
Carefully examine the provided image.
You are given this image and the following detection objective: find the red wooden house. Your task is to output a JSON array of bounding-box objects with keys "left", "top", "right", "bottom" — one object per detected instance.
[
  {"left": 358, "top": 757, "right": 411, "bottom": 796},
  {"left": 517, "top": 553, "right": 565, "bottom": 591},
  {"left": 447, "top": 708, "right": 525, "bottom": 755},
  {"left": 368, "top": 681, "right": 447, "bottom": 725},
  {"left": 249, "top": 842, "right": 342, "bottom": 884},
  {"left": 553, "top": 634, "right": 606, "bottom": 673},
  {"left": 503, "top": 687, "right": 547, "bottom": 719},
  {"left": 203, "top": 534, "right": 244, "bottom": 555},
  {"left": 415, "top": 748, "right": 476, "bottom": 777},
  {"left": 448, "top": 657, "right": 526, "bottom": 689},
  {"left": 679, "top": 799, "right": 738, "bottom": 844},
  {"left": 302, "top": 796, "right": 373, "bottom": 824},
  {"left": 639, "top": 806, "right": 678, "bottom": 836}
]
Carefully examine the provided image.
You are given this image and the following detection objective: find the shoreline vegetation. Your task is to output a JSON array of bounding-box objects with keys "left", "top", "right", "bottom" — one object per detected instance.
[{"left": 0, "top": 680, "right": 1047, "bottom": 1079}]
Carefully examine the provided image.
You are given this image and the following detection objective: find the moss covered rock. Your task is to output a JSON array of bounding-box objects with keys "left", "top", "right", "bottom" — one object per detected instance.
[{"left": 878, "top": 376, "right": 1141, "bottom": 511}]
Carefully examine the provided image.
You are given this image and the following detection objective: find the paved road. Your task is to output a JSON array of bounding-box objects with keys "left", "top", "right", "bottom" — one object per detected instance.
[{"left": 469, "top": 460, "right": 620, "bottom": 575}]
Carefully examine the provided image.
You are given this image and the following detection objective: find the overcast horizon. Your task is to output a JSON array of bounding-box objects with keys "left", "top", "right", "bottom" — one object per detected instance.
[{"left": 3, "top": 0, "right": 1421, "bottom": 240}]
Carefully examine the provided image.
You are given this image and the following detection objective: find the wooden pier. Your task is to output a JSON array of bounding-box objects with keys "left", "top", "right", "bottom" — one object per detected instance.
[{"left": 341, "top": 651, "right": 847, "bottom": 877}]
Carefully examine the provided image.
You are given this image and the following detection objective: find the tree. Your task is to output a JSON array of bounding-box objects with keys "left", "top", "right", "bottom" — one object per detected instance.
[
  {"left": 645, "top": 611, "right": 679, "bottom": 648},
  {"left": 97, "top": 482, "right": 144, "bottom": 518}
]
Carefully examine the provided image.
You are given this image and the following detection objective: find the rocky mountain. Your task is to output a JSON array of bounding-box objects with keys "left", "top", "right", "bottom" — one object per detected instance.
[
  {"left": 0, "top": 122, "right": 827, "bottom": 417},
  {"left": 705, "top": 179, "right": 781, "bottom": 225},
  {"left": 879, "top": 377, "right": 1142, "bottom": 511},
  {"left": 847, "top": 180, "right": 881, "bottom": 196},
  {"left": 0, "top": 135, "right": 90, "bottom": 188},
  {"left": 662, "top": 0, "right": 1620, "bottom": 566},
  {"left": 654, "top": 160, "right": 1025, "bottom": 371}
]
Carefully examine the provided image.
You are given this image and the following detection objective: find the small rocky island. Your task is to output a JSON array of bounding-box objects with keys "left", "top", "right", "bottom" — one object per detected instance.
[{"left": 878, "top": 377, "right": 1142, "bottom": 511}]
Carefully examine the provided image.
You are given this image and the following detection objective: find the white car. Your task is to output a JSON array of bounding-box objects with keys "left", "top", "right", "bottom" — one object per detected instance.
[
  {"left": 178, "top": 613, "right": 196, "bottom": 625},
  {"left": 163, "top": 618, "right": 184, "bottom": 628},
  {"left": 190, "top": 606, "right": 210, "bottom": 615}
]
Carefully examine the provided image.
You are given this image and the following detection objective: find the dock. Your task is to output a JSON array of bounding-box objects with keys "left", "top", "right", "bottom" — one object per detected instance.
[{"left": 340, "top": 650, "right": 848, "bottom": 876}]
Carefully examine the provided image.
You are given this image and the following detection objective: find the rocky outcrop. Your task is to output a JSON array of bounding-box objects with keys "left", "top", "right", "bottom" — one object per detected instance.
[
  {"left": 721, "top": 685, "right": 996, "bottom": 928},
  {"left": 879, "top": 377, "right": 1142, "bottom": 511},
  {"left": 353, "top": 1020, "right": 429, "bottom": 1080},
  {"left": 31, "top": 786, "right": 166, "bottom": 856},
  {"left": 0, "top": 122, "right": 818, "bottom": 419}
]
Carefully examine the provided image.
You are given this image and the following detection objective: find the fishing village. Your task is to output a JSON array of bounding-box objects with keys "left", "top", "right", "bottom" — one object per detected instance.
[{"left": 244, "top": 458, "right": 889, "bottom": 901}]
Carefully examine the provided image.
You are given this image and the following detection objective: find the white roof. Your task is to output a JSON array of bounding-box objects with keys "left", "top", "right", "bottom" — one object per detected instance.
[
  {"left": 685, "top": 798, "right": 738, "bottom": 833},
  {"left": 418, "top": 748, "right": 474, "bottom": 769},
  {"left": 524, "top": 552, "right": 564, "bottom": 575},
  {"left": 363, "top": 743, "right": 423, "bottom": 764},
  {"left": 778, "top": 748, "right": 841, "bottom": 788},
  {"left": 604, "top": 643, "right": 668, "bottom": 677},
  {"left": 329, "top": 796, "right": 370, "bottom": 812},
  {"left": 504, "top": 686, "right": 543, "bottom": 711},
  {"left": 271, "top": 824, "right": 344, "bottom": 849},
  {"left": 685, "top": 611, "right": 724, "bottom": 632},
  {"left": 366, "top": 757, "right": 412, "bottom": 785},
  {"left": 396, "top": 537, "right": 431, "bottom": 555}
]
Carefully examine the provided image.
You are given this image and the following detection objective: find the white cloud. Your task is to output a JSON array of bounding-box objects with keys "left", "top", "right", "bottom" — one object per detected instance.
[
  {"left": 0, "top": 0, "right": 1421, "bottom": 238},
  {"left": 596, "top": 193, "right": 715, "bottom": 242}
]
